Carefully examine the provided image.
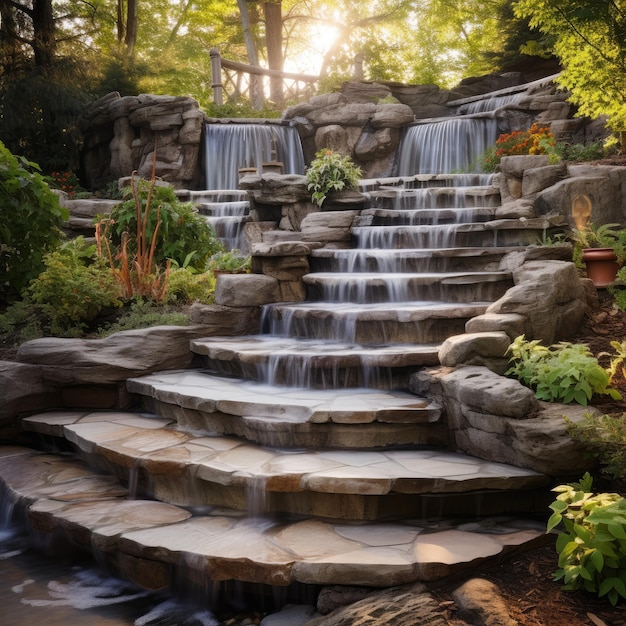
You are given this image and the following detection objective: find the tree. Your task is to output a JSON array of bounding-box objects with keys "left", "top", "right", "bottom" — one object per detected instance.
[{"left": 515, "top": 0, "right": 626, "bottom": 140}]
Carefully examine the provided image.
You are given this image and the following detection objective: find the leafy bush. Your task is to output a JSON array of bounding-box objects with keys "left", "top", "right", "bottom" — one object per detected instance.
[
  {"left": 609, "top": 268, "right": 626, "bottom": 311},
  {"left": 208, "top": 250, "right": 251, "bottom": 273},
  {"left": 166, "top": 269, "right": 216, "bottom": 305},
  {"left": 482, "top": 123, "right": 556, "bottom": 171},
  {"left": 107, "top": 179, "right": 223, "bottom": 271},
  {"left": 0, "top": 141, "right": 68, "bottom": 304},
  {"left": 506, "top": 335, "right": 622, "bottom": 405},
  {"left": 27, "top": 238, "right": 121, "bottom": 335},
  {"left": 566, "top": 412, "right": 626, "bottom": 481},
  {"left": 98, "top": 299, "right": 189, "bottom": 337},
  {"left": 547, "top": 472, "right": 626, "bottom": 606},
  {"left": 553, "top": 140, "right": 608, "bottom": 163},
  {"left": 49, "top": 170, "right": 83, "bottom": 197},
  {"left": 306, "top": 149, "right": 362, "bottom": 207}
]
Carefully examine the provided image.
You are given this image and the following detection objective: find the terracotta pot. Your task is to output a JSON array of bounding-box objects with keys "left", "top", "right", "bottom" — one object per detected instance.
[{"left": 582, "top": 247, "right": 620, "bottom": 287}]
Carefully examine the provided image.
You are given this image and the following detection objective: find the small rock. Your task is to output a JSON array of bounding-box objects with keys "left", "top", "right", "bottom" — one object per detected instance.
[{"left": 451, "top": 578, "right": 518, "bottom": 626}]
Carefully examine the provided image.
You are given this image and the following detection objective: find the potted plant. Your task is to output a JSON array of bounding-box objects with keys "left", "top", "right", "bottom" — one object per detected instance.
[
  {"left": 208, "top": 250, "right": 251, "bottom": 275},
  {"left": 305, "top": 149, "right": 362, "bottom": 207},
  {"left": 569, "top": 222, "right": 624, "bottom": 287}
]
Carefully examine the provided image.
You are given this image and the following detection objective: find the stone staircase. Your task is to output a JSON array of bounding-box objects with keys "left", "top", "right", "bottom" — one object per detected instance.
[{"left": 3, "top": 170, "right": 566, "bottom": 596}]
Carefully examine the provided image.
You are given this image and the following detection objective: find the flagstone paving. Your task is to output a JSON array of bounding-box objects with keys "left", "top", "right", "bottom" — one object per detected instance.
[{"left": 0, "top": 445, "right": 549, "bottom": 589}]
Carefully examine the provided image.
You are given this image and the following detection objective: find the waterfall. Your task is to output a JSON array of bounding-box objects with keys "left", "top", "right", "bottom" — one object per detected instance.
[
  {"left": 396, "top": 89, "right": 528, "bottom": 176},
  {"left": 397, "top": 117, "right": 499, "bottom": 175},
  {"left": 204, "top": 123, "right": 305, "bottom": 189},
  {"left": 455, "top": 92, "right": 525, "bottom": 115}
]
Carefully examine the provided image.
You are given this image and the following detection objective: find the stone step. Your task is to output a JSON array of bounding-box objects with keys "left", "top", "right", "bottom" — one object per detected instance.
[
  {"left": 360, "top": 206, "right": 496, "bottom": 224},
  {"left": 303, "top": 271, "right": 513, "bottom": 304},
  {"left": 190, "top": 338, "right": 441, "bottom": 387},
  {"left": 0, "top": 445, "right": 549, "bottom": 589},
  {"left": 359, "top": 173, "right": 495, "bottom": 191},
  {"left": 363, "top": 186, "right": 500, "bottom": 210},
  {"left": 187, "top": 189, "right": 249, "bottom": 202},
  {"left": 196, "top": 200, "right": 250, "bottom": 217},
  {"left": 21, "top": 411, "right": 550, "bottom": 522},
  {"left": 310, "top": 246, "right": 522, "bottom": 273},
  {"left": 261, "top": 301, "right": 490, "bottom": 344},
  {"left": 352, "top": 218, "right": 555, "bottom": 248},
  {"left": 125, "top": 369, "right": 445, "bottom": 448}
]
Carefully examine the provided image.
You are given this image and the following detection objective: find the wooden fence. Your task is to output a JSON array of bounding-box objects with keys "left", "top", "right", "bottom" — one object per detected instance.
[{"left": 210, "top": 48, "right": 319, "bottom": 109}]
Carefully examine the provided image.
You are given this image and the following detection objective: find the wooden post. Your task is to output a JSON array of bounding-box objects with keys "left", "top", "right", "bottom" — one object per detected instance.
[
  {"left": 210, "top": 48, "right": 223, "bottom": 105},
  {"left": 354, "top": 53, "right": 364, "bottom": 80}
]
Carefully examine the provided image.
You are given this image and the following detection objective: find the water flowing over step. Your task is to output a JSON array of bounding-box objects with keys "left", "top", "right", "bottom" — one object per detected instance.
[
  {"left": 126, "top": 370, "right": 444, "bottom": 442},
  {"left": 189, "top": 189, "right": 251, "bottom": 251},
  {"left": 261, "top": 301, "right": 491, "bottom": 344},
  {"left": 21, "top": 411, "right": 550, "bottom": 522},
  {"left": 0, "top": 445, "right": 548, "bottom": 589},
  {"left": 190, "top": 339, "right": 440, "bottom": 388}
]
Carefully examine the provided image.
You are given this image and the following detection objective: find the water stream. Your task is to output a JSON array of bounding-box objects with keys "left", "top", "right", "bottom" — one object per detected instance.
[{"left": 204, "top": 123, "right": 305, "bottom": 190}]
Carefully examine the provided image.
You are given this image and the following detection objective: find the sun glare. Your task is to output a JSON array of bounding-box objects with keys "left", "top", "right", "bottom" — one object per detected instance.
[{"left": 284, "top": 21, "right": 341, "bottom": 75}]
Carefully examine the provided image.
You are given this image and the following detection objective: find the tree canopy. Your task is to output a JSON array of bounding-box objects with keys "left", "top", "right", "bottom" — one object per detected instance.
[
  {"left": 515, "top": 0, "right": 626, "bottom": 139},
  {"left": 0, "top": 0, "right": 580, "bottom": 173}
]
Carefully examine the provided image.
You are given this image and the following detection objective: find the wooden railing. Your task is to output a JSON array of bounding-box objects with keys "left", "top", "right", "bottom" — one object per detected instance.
[{"left": 210, "top": 48, "right": 319, "bottom": 109}]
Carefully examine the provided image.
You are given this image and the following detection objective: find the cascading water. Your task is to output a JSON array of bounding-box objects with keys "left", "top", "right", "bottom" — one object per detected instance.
[
  {"left": 204, "top": 123, "right": 305, "bottom": 190},
  {"left": 397, "top": 116, "right": 499, "bottom": 175}
]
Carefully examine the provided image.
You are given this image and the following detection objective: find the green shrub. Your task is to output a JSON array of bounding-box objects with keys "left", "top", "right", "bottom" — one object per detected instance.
[
  {"left": 208, "top": 250, "right": 251, "bottom": 273},
  {"left": 609, "top": 267, "right": 626, "bottom": 311},
  {"left": 98, "top": 300, "right": 189, "bottom": 336},
  {"left": 548, "top": 472, "right": 626, "bottom": 606},
  {"left": 0, "top": 141, "right": 68, "bottom": 304},
  {"left": 566, "top": 412, "right": 626, "bottom": 481},
  {"left": 166, "top": 269, "right": 216, "bottom": 305},
  {"left": 107, "top": 180, "right": 223, "bottom": 271},
  {"left": 506, "top": 335, "right": 622, "bottom": 405},
  {"left": 306, "top": 149, "right": 362, "bottom": 207},
  {"left": 0, "top": 299, "right": 45, "bottom": 345},
  {"left": 27, "top": 238, "right": 122, "bottom": 335},
  {"left": 553, "top": 140, "right": 609, "bottom": 163}
]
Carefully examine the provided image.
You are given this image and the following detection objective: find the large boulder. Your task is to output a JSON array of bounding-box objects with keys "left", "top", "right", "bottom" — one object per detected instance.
[{"left": 410, "top": 366, "right": 594, "bottom": 475}]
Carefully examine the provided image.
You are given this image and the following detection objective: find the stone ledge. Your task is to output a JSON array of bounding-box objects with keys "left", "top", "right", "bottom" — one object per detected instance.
[{"left": 0, "top": 445, "right": 549, "bottom": 589}]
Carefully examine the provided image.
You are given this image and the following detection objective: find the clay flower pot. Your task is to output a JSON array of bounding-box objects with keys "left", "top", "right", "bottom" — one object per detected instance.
[{"left": 582, "top": 247, "right": 620, "bottom": 287}]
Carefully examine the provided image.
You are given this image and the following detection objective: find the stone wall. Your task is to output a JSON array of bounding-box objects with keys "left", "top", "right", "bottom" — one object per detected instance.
[
  {"left": 282, "top": 73, "right": 607, "bottom": 180},
  {"left": 80, "top": 92, "right": 207, "bottom": 190},
  {"left": 79, "top": 71, "right": 607, "bottom": 190}
]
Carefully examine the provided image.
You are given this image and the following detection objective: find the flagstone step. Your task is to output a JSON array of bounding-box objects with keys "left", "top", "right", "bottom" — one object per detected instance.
[
  {"left": 261, "top": 301, "right": 490, "bottom": 343},
  {"left": 303, "top": 271, "right": 513, "bottom": 304},
  {"left": 0, "top": 445, "right": 549, "bottom": 589},
  {"left": 363, "top": 186, "right": 501, "bottom": 210},
  {"left": 21, "top": 411, "right": 550, "bottom": 521},
  {"left": 359, "top": 173, "right": 496, "bottom": 191},
  {"left": 189, "top": 337, "right": 440, "bottom": 387},
  {"left": 360, "top": 206, "right": 496, "bottom": 224},
  {"left": 123, "top": 370, "right": 445, "bottom": 449},
  {"left": 310, "top": 246, "right": 523, "bottom": 273},
  {"left": 351, "top": 218, "right": 555, "bottom": 248}
]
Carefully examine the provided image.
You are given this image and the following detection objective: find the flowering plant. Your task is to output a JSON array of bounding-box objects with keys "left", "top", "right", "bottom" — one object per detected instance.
[
  {"left": 50, "top": 170, "right": 81, "bottom": 197},
  {"left": 483, "top": 123, "right": 556, "bottom": 171},
  {"left": 306, "top": 149, "right": 362, "bottom": 207}
]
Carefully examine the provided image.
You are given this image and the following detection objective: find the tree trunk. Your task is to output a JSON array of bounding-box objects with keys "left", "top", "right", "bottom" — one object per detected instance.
[
  {"left": 264, "top": 1, "right": 283, "bottom": 104},
  {"left": 124, "top": 0, "right": 138, "bottom": 57},
  {"left": 116, "top": 0, "right": 126, "bottom": 46},
  {"left": 32, "top": 0, "right": 56, "bottom": 69},
  {"left": 0, "top": 0, "right": 23, "bottom": 73},
  {"left": 237, "top": 0, "right": 263, "bottom": 109}
]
